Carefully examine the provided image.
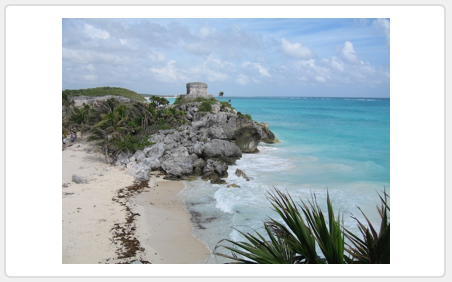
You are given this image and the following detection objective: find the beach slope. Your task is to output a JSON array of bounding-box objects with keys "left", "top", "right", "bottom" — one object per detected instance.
[{"left": 62, "top": 140, "right": 210, "bottom": 264}]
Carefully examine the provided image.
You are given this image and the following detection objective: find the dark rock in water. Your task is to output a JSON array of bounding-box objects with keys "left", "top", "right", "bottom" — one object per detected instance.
[
  {"left": 201, "top": 171, "right": 218, "bottom": 182},
  {"left": 211, "top": 178, "right": 227, "bottom": 185},
  {"left": 192, "top": 158, "right": 206, "bottom": 176},
  {"left": 202, "top": 139, "right": 242, "bottom": 164},
  {"left": 72, "top": 174, "right": 86, "bottom": 184},
  {"left": 202, "top": 169, "right": 227, "bottom": 184},
  {"left": 235, "top": 169, "right": 249, "bottom": 181},
  {"left": 192, "top": 166, "right": 203, "bottom": 177},
  {"left": 203, "top": 159, "right": 228, "bottom": 178}
]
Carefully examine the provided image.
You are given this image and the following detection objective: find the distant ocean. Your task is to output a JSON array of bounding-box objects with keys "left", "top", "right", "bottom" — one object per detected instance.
[{"left": 177, "top": 96, "right": 390, "bottom": 263}]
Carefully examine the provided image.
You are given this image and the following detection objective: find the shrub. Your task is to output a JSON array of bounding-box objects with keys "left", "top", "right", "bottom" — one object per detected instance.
[
  {"left": 237, "top": 112, "right": 253, "bottom": 121},
  {"left": 111, "top": 134, "right": 153, "bottom": 153},
  {"left": 198, "top": 100, "right": 213, "bottom": 112},
  {"left": 214, "top": 188, "right": 390, "bottom": 264}
]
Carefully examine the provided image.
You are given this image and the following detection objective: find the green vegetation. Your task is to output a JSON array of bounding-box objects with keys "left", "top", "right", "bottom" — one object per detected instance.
[
  {"left": 195, "top": 97, "right": 217, "bottom": 113},
  {"left": 147, "top": 95, "right": 169, "bottom": 107},
  {"left": 237, "top": 112, "right": 253, "bottom": 121},
  {"left": 214, "top": 188, "right": 390, "bottom": 264},
  {"left": 173, "top": 96, "right": 183, "bottom": 106},
  {"left": 62, "top": 86, "right": 146, "bottom": 102},
  {"left": 220, "top": 101, "right": 233, "bottom": 112},
  {"left": 63, "top": 95, "right": 188, "bottom": 163},
  {"left": 198, "top": 100, "right": 213, "bottom": 112}
]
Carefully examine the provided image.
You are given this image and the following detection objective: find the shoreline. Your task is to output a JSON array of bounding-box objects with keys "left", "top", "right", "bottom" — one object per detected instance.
[
  {"left": 62, "top": 138, "right": 210, "bottom": 264},
  {"left": 132, "top": 178, "right": 211, "bottom": 263}
]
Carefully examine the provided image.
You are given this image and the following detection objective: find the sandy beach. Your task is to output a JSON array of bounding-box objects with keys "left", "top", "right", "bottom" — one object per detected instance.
[{"left": 62, "top": 138, "right": 210, "bottom": 264}]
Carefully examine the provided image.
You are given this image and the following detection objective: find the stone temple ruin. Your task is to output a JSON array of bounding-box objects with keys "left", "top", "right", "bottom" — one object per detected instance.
[{"left": 180, "top": 82, "right": 214, "bottom": 102}]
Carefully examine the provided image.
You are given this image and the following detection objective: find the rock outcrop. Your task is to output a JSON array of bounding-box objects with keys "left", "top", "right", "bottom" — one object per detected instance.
[
  {"left": 70, "top": 95, "right": 133, "bottom": 107},
  {"left": 119, "top": 94, "right": 277, "bottom": 183},
  {"left": 72, "top": 174, "right": 86, "bottom": 184}
]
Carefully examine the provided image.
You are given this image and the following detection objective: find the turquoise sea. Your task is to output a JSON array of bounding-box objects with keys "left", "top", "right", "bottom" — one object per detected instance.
[{"left": 178, "top": 97, "right": 390, "bottom": 263}]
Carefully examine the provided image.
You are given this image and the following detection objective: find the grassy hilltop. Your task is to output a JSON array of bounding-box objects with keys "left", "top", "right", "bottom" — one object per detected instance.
[{"left": 62, "top": 86, "right": 146, "bottom": 102}]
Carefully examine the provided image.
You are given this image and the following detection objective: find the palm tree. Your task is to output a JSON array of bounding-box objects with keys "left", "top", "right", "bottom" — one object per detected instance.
[
  {"left": 129, "top": 102, "right": 156, "bottom": 134},
  {"left": 149, "top": 96, "right": 169, "bottom": 108},
  {"left": 94, "top": 97, "right": 120, "bottom": 115},
  {"left": 219, "top": 91, "right": 224, "bottom": 97},
  {"left": 68, "top": 104, "right": 91, "bottom": 140},
  {"left": 87, "top": 127, "right": 111, "bottom": 164},
  {"left": 214, "top": 188, "right": 390, "bottom": 264},
  {"left": 93, "top": 104, "right": 130, "bottom": 137}
]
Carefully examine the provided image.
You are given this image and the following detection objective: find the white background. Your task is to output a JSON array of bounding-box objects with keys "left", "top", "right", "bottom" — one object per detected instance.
[{"left": 1, "top": 1, "right": 449, "bottom": 281}]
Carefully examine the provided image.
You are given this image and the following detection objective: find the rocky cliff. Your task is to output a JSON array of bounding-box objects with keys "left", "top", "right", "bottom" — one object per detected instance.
[
  {"left": 119, "top": 98, "right": 278, "bottom": 184},
  {"left": 70, "top": 95, "right": 134, "bottom": 107}
]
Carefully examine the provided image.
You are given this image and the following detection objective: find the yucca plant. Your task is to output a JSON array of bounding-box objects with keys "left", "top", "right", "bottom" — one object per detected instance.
[
  {"left": 214, "top": 188, "right": 390, "bottom": 264},
  {"left": 344, "top": 191, "right": 390, "bottom": 264}
]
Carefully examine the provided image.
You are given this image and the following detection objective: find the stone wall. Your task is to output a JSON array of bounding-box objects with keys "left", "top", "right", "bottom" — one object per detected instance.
[
  {"left": 186, "top": 82, "right": 208, "bottom": 95},
  {"left": 181, "top": 82, "right": 213, "bottom": 102}
]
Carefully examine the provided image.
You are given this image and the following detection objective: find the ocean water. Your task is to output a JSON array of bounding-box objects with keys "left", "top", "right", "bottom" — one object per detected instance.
[{"left": 178, "top": 97, "right": 390, "bottom": 263}]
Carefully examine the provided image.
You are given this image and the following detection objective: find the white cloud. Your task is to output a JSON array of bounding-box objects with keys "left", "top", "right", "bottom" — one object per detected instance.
[
  {"left": 83, "top": 74, "right": 97, "bottom": 81},
  {"left": 295, "top": 59, "right": 316, "bottom": 68},
  {"left": 280, "top": 38, "right": 316, "bottom": 59},
  {"left": 184, "top": 43, "right": 211, "bottom": 55},
  {"left": 182, "top": 56, "right": 233, "bottom": 83},
  {"left": 241, "top": 61, "right": 270, "bottom": 77},
  {"left": 255, "top": 63, "right": 270, "bottom": 77},
  {"left": 83, "top": 24, "right": 110, "bottom": 40},
  {"left": 207, "top": 72, "right": 229, "bottom": 82},
  {"left": 236, "top": 74, "right": 250, "bottom": 85},
  {"left": 315, "top": 76, "right": 326, "bottom": 82},
  {"left": 119, "top": 39, "right": 127, "bottom": 45},
  {"left": 241, "top": 61, "right": 251, "bottom": 68},
  {"left": 150, "top": 60, "right": 188, "bottom": 83},
  {"left": 199, "top": 25, "right": 216, "bottom": 39},
  {"left": 339, "top": 41, "right": 360, "bottom": 64},
  {"left": 373, "top": 18, "right": 390, "bottom": 44},
  {"left": 330, "top": 56, "right": 344, "bottom": 71},
  {"left": 148, "top": 51, "right": 166, "bottom": 63}
]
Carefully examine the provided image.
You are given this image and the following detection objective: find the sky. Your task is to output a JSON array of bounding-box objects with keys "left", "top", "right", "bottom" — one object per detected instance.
[{"left": 62, "top": 18, "right": 390, "bottom": 98}]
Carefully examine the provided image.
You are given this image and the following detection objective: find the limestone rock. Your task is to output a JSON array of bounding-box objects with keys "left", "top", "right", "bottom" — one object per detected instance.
[
  {"left": 143, "top": 143, "right": 165, "bottom": 160},
  {"left": 202, "top": 139, "right": 242, "bottom": 164},
  {"left": 161, "top": 156, "right": 195, "bottom": 177},
  {"left": 128, "top": 163, "right": 150, "bottom": 181},
  {"left": 72, "top": 174, "right": 86, "bottom": 184},
  {"left": 234, "top": 126, "right": 261, "bottom": 153},
  {"left": 130, "top": 150, "right": 146, "bottom": 163},
  {"left": 203, "top": 159, "right": 228, "bottom": 178},
  {"left": 142, "top": 158, "right": 161, "bottom": 170}
]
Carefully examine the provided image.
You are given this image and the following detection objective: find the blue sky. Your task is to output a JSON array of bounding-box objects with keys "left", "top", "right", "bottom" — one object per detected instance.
[{"left": 62, "top": 18, "right": 390, "bottom": 97}]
